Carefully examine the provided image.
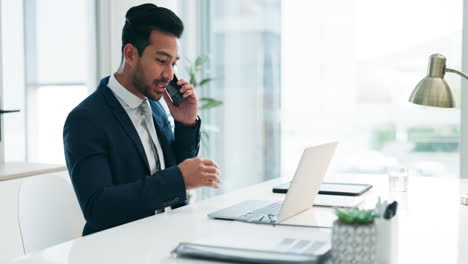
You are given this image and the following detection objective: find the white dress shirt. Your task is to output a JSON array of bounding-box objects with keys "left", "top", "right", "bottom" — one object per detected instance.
[{"left": 107, "top": 74, "right": 166, "bottom": 174}]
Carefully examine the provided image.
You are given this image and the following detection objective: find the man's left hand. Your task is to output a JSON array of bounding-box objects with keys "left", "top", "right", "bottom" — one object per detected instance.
[{"left": 163, "top": 79, "right": 198, "bottom": 126}]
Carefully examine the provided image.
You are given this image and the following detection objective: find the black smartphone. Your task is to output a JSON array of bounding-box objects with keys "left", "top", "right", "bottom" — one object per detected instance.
[{"left": 166, "top": 74, "right": 184, "bottom": 106}]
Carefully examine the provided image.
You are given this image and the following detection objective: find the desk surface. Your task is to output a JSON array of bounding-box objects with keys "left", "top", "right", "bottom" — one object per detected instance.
[{"left": 10, "top": 174, "right": 468, "bottom": 264}]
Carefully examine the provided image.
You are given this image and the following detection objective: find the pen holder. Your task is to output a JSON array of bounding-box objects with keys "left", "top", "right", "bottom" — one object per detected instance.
[
  {"left": 331, "top": 217, "right": 399, "bottom": 264},
  {"left": 375, "top": 216, "right": 398, "bottom": 264},
  {"left": 331, "top": 220, "right": 377, "bottom": 264}
]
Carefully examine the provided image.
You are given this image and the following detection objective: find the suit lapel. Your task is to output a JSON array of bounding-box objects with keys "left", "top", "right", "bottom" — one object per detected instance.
[{"left": 98, "top": 80, "right": 151, "bottom": 174}]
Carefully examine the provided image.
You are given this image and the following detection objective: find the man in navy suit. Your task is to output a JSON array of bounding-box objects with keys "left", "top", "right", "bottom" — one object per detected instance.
[{"left": 63, "top": 4, "right": 221, "bottom": 236}]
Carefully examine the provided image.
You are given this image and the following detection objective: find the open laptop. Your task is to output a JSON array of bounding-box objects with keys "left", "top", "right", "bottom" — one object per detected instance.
[{"left": 208, "top": 142, "right": 361, "bottom": 225}]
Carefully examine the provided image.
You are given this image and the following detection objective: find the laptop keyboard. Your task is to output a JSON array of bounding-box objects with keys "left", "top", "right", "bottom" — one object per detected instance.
[{"left": 240, "top": 201, "right": 282, "bottom": 221}]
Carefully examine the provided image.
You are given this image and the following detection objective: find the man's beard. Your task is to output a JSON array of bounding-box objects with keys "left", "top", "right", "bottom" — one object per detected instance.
[{"left": 131, "top": 63, "right": 164, "bottom": 101}]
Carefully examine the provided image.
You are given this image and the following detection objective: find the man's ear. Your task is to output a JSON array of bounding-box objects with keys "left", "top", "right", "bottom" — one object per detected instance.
[{"left": 123, "top": 43, "right": 138, "bottom": 66}]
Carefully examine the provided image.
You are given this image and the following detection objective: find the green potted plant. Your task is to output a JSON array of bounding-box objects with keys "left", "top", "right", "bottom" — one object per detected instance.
[
  {"left": 184, "top": 55, "right": 222, "bottom": 144},
  {"left": 184, "top": 55, "right": 222, "bottom": 203}
]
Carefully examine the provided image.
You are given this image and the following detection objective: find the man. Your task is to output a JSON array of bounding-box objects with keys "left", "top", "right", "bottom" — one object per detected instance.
[{"left": 63, "top": 3, "right": 221, "bottom": 236}]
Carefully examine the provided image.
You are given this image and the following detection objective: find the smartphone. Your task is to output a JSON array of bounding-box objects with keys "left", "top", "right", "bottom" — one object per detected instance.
[{"left": 166, "top": 74, "right": 184, "bottom": 106}]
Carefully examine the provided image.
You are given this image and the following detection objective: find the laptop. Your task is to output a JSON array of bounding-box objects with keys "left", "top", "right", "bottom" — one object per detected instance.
[{"left": 208, "top": 142, "right": 361, "bottom": 225}]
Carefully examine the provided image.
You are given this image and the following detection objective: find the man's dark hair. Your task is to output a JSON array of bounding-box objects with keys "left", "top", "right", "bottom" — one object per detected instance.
[{"left": 121, "top": 3, "right": 184, "bottom": 57}]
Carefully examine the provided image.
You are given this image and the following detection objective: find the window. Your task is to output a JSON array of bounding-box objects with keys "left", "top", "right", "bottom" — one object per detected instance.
[
  {"left": 199, "top": 0, "right": 282, "bottom": 199},
  {"left": 1, "top": 0, "right": 26, "bottom": 162},
  {"left": 24, "top": 0, "right": 95, "bottom": 163},
  {"left": 282, "top": 0, "right": 462, "bottom": 178}
]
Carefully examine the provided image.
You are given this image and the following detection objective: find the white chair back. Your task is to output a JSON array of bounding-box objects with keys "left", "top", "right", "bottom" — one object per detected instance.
[{"left": 18, "top": 172, "right": 85, "bottom": 254}]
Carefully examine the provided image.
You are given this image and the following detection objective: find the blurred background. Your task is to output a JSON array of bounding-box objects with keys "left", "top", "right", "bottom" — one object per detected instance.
[{"left": 0, "top": 0, "right": 463, "bottom": 200}]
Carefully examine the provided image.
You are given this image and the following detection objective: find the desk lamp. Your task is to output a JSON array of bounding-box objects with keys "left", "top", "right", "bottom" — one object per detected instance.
[{"left": 408, "top": 53, "right": 468, "bottom": 205}]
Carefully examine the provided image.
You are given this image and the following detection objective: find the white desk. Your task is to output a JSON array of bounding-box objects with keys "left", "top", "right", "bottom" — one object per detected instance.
[{"left": 10, "top": 174, "right": 468, "bottom": 264}]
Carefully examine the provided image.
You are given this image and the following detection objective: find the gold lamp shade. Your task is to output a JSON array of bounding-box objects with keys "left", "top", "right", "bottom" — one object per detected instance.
[{"left": 408, "top": 54, "right": 455, "bottom": 108}]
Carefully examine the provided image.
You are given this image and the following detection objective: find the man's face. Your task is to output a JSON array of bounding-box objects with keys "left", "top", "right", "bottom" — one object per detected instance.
[{"left": 132, "top": 30, "right": 179, "bottom": 101}]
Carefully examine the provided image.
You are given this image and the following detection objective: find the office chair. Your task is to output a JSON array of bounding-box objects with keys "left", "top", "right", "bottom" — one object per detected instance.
[{"left": 17, "top": 172, "right": 85, "bottom": 254}]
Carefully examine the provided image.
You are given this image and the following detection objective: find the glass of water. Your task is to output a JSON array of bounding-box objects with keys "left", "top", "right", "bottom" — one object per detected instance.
[{"left": 388, "top": 167, "right": 408, "bottom": 192}]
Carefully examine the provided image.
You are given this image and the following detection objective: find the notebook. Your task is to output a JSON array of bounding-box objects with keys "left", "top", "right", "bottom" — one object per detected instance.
[
  {"left": 172, "top": 230, "right": 331, "bottom": 264},
  {"left": 172, "top": 239, "right": 330, "bottom": 264}
]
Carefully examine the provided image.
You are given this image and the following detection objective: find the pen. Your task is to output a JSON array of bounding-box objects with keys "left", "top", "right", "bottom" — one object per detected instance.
[
  {"left": 375, "top": 197, "right": 389, "bottom": 216},
  {"left": 376, "top": 197, "right": 383, "bottom": 215},
  {"left": 383, "top": 201, "right": 398, "bottom": 219}
]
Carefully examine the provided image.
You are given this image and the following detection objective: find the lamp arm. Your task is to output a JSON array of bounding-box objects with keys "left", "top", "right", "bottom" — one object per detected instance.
[{"left": 445, "top": 68, "right": 468, "bottom": 80}]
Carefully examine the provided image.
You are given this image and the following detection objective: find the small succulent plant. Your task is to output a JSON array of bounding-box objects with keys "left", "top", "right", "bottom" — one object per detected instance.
[{"left": 334, "top": 207, "right": 380, "bottom": 224}]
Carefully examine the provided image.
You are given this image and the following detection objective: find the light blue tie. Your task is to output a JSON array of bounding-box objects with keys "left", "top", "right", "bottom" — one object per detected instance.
[{"left": 139, "top": 99, "right": 161, "bottom": 171}]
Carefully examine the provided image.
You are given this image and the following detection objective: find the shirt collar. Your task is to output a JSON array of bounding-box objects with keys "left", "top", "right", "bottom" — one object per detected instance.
[{"left": 107, "top": 74, "right": 144, "bottom": 110}]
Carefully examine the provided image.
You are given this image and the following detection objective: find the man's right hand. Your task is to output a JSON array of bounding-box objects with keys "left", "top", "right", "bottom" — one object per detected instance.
[{"left": 178, "top": 157, "right": 221, "bottom": 190}]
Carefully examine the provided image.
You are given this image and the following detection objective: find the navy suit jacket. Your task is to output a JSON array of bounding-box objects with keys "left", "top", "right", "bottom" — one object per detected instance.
[{"left": 63, "top": 77, "right": 200, "bottom": 235}]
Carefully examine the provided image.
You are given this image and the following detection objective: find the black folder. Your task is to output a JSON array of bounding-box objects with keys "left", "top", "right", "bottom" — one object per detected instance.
[{"left": 273, "top": 182, "right": 372, "bottom": 196}]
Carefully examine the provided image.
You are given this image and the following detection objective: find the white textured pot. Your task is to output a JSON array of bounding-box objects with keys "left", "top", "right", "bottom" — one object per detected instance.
[{"left": 331, "top": 220, "right": 377, "bottom": 264}]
